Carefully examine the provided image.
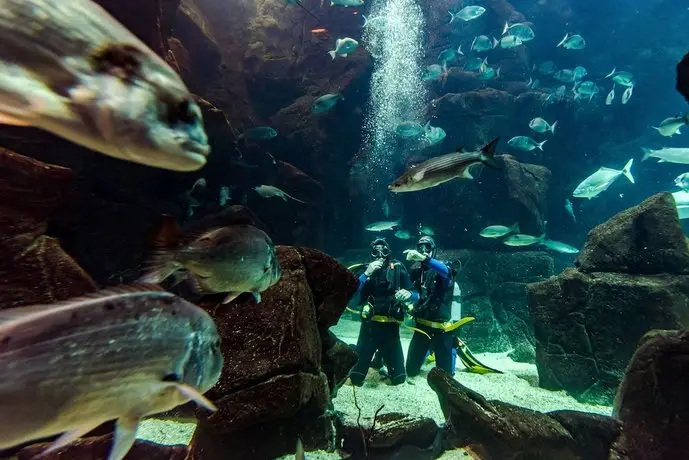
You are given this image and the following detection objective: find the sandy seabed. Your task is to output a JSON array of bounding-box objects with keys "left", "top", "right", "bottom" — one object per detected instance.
[{"left": 139, "top": 318, "right": 612, "bottom": 459}]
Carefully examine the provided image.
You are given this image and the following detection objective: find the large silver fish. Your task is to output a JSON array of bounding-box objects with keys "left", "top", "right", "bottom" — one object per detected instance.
[
  {"left": 140, "top": 224, "right": 282, "bottom": 304},
  {"left": 0, "top": 0, "right": 210, "bottom": 171},
  {"left": 0, "top": 286, "right": 223, "bottom": 460},
  {"left": 388, "top": 138, "right": 500, "bottom": 193}
]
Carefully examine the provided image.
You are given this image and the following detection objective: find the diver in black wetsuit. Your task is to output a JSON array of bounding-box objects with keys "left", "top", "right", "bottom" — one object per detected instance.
[
  {"left": 404, "top": 236, "right": 457, "bottom": 377},
  {"left": 348, "top": 237, "right": 419, "bottom": 386}
]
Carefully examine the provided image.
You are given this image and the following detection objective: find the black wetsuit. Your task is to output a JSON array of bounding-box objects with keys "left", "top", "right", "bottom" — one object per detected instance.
[
  {"left": 406, "top": 257, "right": 455, "bottom": 377},
  {"left": 348, "top": 260, "right": 417, "bottom": 386}
]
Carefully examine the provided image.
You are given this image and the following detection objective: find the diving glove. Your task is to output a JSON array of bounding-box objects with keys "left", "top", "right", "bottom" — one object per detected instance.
[
  {"left": 403, "top": 249, "right": 428, "bottom": 262},
  {"left": 365, "top": 259, "right": 385, "bottom": 277}
]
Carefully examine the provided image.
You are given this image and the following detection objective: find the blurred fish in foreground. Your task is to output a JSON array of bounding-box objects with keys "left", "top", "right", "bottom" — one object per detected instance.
[
  {"left": 0, "top": 286, "right": 223, "bottom": 460},
  {"left": 0, "top": 0, "right": 210, "bottom": 171}
]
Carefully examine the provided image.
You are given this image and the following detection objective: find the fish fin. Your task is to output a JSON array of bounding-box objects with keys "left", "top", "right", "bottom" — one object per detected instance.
[
  {"left": 457, "top": 44, "right": 463, "bottom": 56},
  {"left": 537, "top": 140, "right": 547, "bottom": 151},
  {"left": 651, "top": 126, "right": 661, "bottom": 133},
  {"left": 622, "top": 159, "right": 635, "bottom": 184},
  {"left": 492, "top": 36, "right": 499, "bottom": 48},
  {"left": 448, "top": 11, "right": 454, "bottom": 24},
  {"left": 108, "top": 417, "right": 140, "bottom": 460},
  {"left": 677, "top": 127, "right": 683, "bottom": 135},
  {"left": 470, "top": 37, "right": 477, "bottom": 50},
  {"left": 462, "top": 168, "right": 474, "bottom": 179},
  {"left": 479, "top": 137, "right": 500, "bottom": 169},
  {"left": 362, "top": 14, "right": 368, "bottom": 27},
  {"left": 455, "top": 145, "right": 465, "bottom": 152},
  {"left": 328, "top": 50, "right": 336, "bottom": 60},
  {"left": 0, "top": 112, "right": 31, "bottom": 126},
  {"left": 138, "top": 250, "right": 181, "bottom": 284},
  {"left": 556, "top": 33, "right": 569, "bottom": 47},
  {"left": 296, "top": 438, "right": 305, "bottom": 460},
  {"left": 175, "top": 383, "right": 218, "bottom": 412},
  {"left": 641, "top": 147, "right": 652, "bottom": 161},
  {"left": 222, "top": 292, "right": 242, "bottom": 304},
  {"left": 551, "top": 120, "right": 558, "bottom": 134},
  {"left": 342, "top": 53, "right": 348, "bottom": 58},
  {"left": 38, "top": 425, "right": 98, "bottom": 457},
  {"left": 605, "top": 67, "right": 616, "bottom": 79},
  {"left": 252, "top": 291, "right": 262, "bottom": 303},
  {"left": 412, "top": 169, "right": 425, "bottom": 181},
  {"left": 510, "top": 223, "right": 520, "bottom": 233},
  {"left": 148, "top": 214, "right": 183, "bottom": 249},
  {"left": 502, "top": 21, "right": 509, "bottom": 35}
]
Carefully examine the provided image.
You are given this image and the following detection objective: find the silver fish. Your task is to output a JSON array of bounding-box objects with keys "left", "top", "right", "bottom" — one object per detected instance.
[
  {"left": 365, "top": 218, "right": 402, "bottom": 232},
  {"left": 556, "top": 33, "right": 586, "bottom": 50},
  {"left": 0, "top": 286, "right": 223, "bottom": 460},
  {"left": 502, "top": 22, "right": 535, "bottom": 42},
  {"left": 572, "top": 159, "right": 634, "bottom": 199},
  {"left": 479, "top": 223, "right": 519, "bottom": 238},
  {"left": 388, "top": 138, "right": 500, "bottom": 193},
  {"left": 499, "top": 35, "right": 523, "bottom": 49},
  {"left": 449, "top": 6, "right": 486, "bottom": 23},
  {"left": 621, "top": 86, "right": 633, "bottom": 104},
  {"left": 139, "top": 225, "right": 281, "bottom": 304},
  {"left": 529, "top": 117, "right": 557, "bottom": 134},
  {"left": 507, "top": 136, "right": 546, "bottom": 152},
  {"left": 605, "top": 68, "right": 635, "bottom": 87},
  {"left": 312, "top": 94, "right": 343, "bottom": 114},
  {"left": 652, "top": 114, "right": 689, "bottom": 137},
  {"left": 328, "top": 37, "right": 359, "bottom": 60},
  {"left": 255, "top": 185, "right": 306, "bottom": 203},
  {"left": 641, "top": 147, "right": 689, "bottom": 164},
  {"left": 675, "top": 173, "right": 689, "bottom": 191},
  {"left": 544, "top": 239, "right": 579, "bottom": 254},
  {"left": 606, "top": 86, "right": 615, "bottom": 105},
  {"left": 503, "top": 233, "right": 545, "bottom": 247},
  {"left": 0, "top": 0, "right": 210, "bottom": 171},
  {"left": 565, "top": 198, "right": 576, "bottom": 222}
]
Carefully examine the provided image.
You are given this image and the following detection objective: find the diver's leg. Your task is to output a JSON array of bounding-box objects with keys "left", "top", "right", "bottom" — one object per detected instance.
[
  {"left": 406, "top": 330, "right": 431, "bottom": 377},
  {"left": 349, "top": 322, "right": 376, "bottom": 386},
  {"left": 380, "top": 324, "right": 406, "bottom": 385},
  {"left": 433, "top": 331, "right": 455, "bottom": 375}
]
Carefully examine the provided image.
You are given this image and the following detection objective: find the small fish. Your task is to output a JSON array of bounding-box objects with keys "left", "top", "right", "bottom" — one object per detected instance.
[
  {"left": 479, "top": 223, "right": 519, "bottom": 238},
  {"left": 312, "top": 94, "right": 344, "bottom": 114},
  {"left": 605, "top": 68, "right": 635, "bottom": 87},
  {"left": 478, "top": 64, "right": 499, "bottom": 81},
  {"left": 507, "top": 136, "right": 546, "bottom": 152},
  {"left": 652, "top": 114, "right": 689, "bottom": 137},
  {"left": 503, "top": 233, "right": 545, "bottom": 247},
  {"left": 139, "top": 224, "right": 281, "bottom": 304},
  {"left": 556, "top": 33, "right": 586, "bottom": 50},
  {"left": 388, "top": 138, "right": 501, "bottom": 193},
  {"left": 394, "top": 229, "right": 412, "bottom": 239},
  {"left": 621, "top": 86, "right": 634, "bottom": 104},
  {"left": 565, "top": 198, "right": 576, "bottom": 222},
  {"left": 449, "top": 6, "right": 486, "bottom": 23},
  {"left": 254, "top": 185, "right": 307, "bottom": 203},
  {"left": 554, "top": 69, "right": 576, "bottom": 84},
  {"left": 395, "top": 121, "right": 426, "bottom": 137},
  {"left": 328, "top": 37, "right": 359, "bottom": 60},
  {"left": 543, "top": 239, "right": 579, "bottom": 254},
  {"left": 219, "top": 185, "right": 232, "bottom": 207},
  {"left": 365, "top": 218, "right": 402, "bottom": 232},
  {"left": 675, "top": 173, "right": 689, "bottom": 191},
  {"left": 538, "top": 61, "right": 558, "bottom": 76},
  {"left": 573, "top": 81, "right": 599, "bottom": 101},
  {"left": 424, "top": 125, "right": 446, "bottom": 145},
  {"left": 0, "top": 0, "right": 210, "bottom": 172},
  {"left": 464, "top": 57, "right": 486, "bottom": 72},
  {"left": 0, "top": 286, "right": 223, "bottom": 460},
  {"left": 382, "top": 198, "right": 391, "bottom": 218},
  {"left": 573, "top": 66, "right": 588, "bottom": 81},
  {"left": 544, "top": 85, "right": 567, "bottom": 105},
  {"left": 606, "top": 86, "right": 615, "bottom": 105},
  {"left": 330, "top": 0, "right": 364, "bottom": 6},
  {"left": 572, "top": 159, "right": 635, "bottom": 199},
  {"left": 502, "top": 23, "right": 535, "bottom": 41},
  {"left": 529, "top": 78, "right": 540, "bottom": 89},
  {"left": 438, "top": 48, "right": 458, "bottom": 64},
  {"left": 471, "top": 35, "right": 498, "bottom": 52},
  {"left": 423, "top": 64, "right": 446, "bottom": 81},
  {"left": 641, "top": 147, "right": 689, "bottom": 164},
  {"left": 499, "top": 35, "right": 523, "bottom": 49},
  {"left": 239, "top": 126, "right": 278, "bottom": 140},
  {"left": 529, "top": 118, "right": 557, "bottom": 134},
  {"left": 419, "top": 225, "right": 435, "bottom": 236}
]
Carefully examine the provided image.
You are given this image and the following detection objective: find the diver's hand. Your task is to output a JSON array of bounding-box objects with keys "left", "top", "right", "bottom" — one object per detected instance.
[
  {"left": 362, "top": 304, "right": 372, "bottom": 319},
  {"left": 365, "top": 260, "right": 385, "bottom": 276},
  {"left": 395, "top": 289, "right": 413, "bottom": 302},
  {"left": 404, "top": 249, "right": 427, "bottom": 262}
]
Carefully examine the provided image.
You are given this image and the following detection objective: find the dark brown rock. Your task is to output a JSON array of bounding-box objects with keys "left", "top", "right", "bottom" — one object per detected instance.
[
  {"left": 528, "top": 268, "right": 689, "bottom": 405},
  {"left": 500, "top": 155, "right": 552, "bottom": 235},
  {"left": 95, "top": 0, "right": 169, "bottom": 57},
  {"left": 0, "top": 149, "right": 97, "bottom": 308},
  {"left": 610, "top": 329, "right": 689, "bottom": 460},
  {"left": 427, "top": 367, "right": 580, "bottom": 459},
  {"left": 548, "top": 410, "right": 621, "bottom": 460},
  {"left": 576, "top": 193, "right": 689, "bottom": 274},
  {"left": 15, "top": 435, "right": 188, "bottom": 460},
  {"left": 322, "top": 330, "right": 359, "bottom": 397}
]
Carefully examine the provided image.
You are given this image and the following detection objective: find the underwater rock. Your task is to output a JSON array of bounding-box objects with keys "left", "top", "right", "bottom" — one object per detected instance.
[
  {"left": 549, "top": 410, "right": 621, "bottom": 460},
  {"left": 0, "top": 149, "right": 96, "bottom": 308},
  {"left": 189, "top": 246, "right": 357, "bottom": 458},
  {"left": 528, "top": 268, "right": 689, "bottom": 405},
  {"left": 340, "top": 411, "right": 440, "bottom": 459},
  {"left": 610, "top": 329, "right": 689, "bottom": 460},
  {"left": 576, "top": 193, "right": 689, "bottom": 274},
  {"left": 15, "top": 435, "right": 188, "bottom": 460},
  {"left": 676, "top": 50, "right": 689, "bottom": 104},
  {"left": 322, "top": 331, "right": 359, "bottom": 398},
  {"left": 500, "top": 155, "right": 552, "bottom": 235},
  {"left": 427, "top": 367, "right": 581, "bottom": 459}
]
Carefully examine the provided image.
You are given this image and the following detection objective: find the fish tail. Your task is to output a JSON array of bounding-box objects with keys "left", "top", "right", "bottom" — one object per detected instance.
[
  {"left": 551, "top": 120, "right": 558, "bottom": 134},
  {"left": 492, "top": 36, "right": 499, "bottom": 48},
  {"left": 480, "top": 137, "right": 501, "bottom": 169},
  {"left": 622, "top": 159, "right": 635, "bottom": 184},
  {"left": 448, "top": 11, "right": 455, "bottom": 24},
  {"left": 138, "top": 250, "right": 181, "bottom": 284},
  {"left": 362, "top": 14, "right": 368, "bottom": 27},
  {"left": 328, "top": 50, "right": 336, "bottom": 60},
  {"left": 605, "top": 67, "right": 616, "bottom": 79},
  {"left": 641, "top": 147, "right": 652, "bottom": 162},
  {"left": 537, "top": 140, "right": 547, "bottom": 151},
  {"left": 502, "top": 21, "right": 509, "bottom": 35},
  {"left": 510, "top": 222, "right": 520, "bottom": 234},
  {"left": 457, "top": 44, "right": 464, "bottom": 56},
  {"left": 556, "top": 33, "right": 569, "bottom": 47}
]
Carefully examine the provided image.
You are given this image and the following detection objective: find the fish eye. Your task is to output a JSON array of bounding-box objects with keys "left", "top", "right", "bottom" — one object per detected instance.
[{"left": 166, "top": 98, "right": 198, "bottom": 125}]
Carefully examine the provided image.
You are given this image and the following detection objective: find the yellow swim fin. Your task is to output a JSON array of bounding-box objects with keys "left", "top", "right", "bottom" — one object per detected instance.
[
  {"left": 456, "top": 338, "right": 503, "bottom": 374},
  {"left": 443, "top": 316, "right": 475, "bottom": 332}
]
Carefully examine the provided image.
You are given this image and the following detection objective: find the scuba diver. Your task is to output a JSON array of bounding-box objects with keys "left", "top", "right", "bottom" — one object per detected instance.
[
  {"left": 348, "top": 237, "right": 419, "bottom": 386},
  {"left": 403, "top": 236, "right": 457, "bottom": 376}
]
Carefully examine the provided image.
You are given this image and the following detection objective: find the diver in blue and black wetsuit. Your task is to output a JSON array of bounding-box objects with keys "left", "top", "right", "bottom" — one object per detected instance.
[
  {"left": 348, "top": 237, "right": 419, "bottom": 386},
  {"left": 403, "top": 236, "right": 457, "bottom": 377}
]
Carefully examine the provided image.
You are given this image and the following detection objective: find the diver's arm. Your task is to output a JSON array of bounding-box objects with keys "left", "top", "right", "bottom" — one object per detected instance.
[
  {"left": 423, "top": 257, "right": 452, "bottom": 288},
  {"left": 399, "top": 268, "right": 420, "bottom": 304},
  {"left": 348, "top": 273, "right": 369, "bottom": 307}
]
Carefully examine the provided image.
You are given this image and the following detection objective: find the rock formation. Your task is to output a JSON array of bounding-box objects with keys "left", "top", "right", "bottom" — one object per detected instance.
[{"left": 528, "top": 193, "right": 689, "bottom": 404}]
